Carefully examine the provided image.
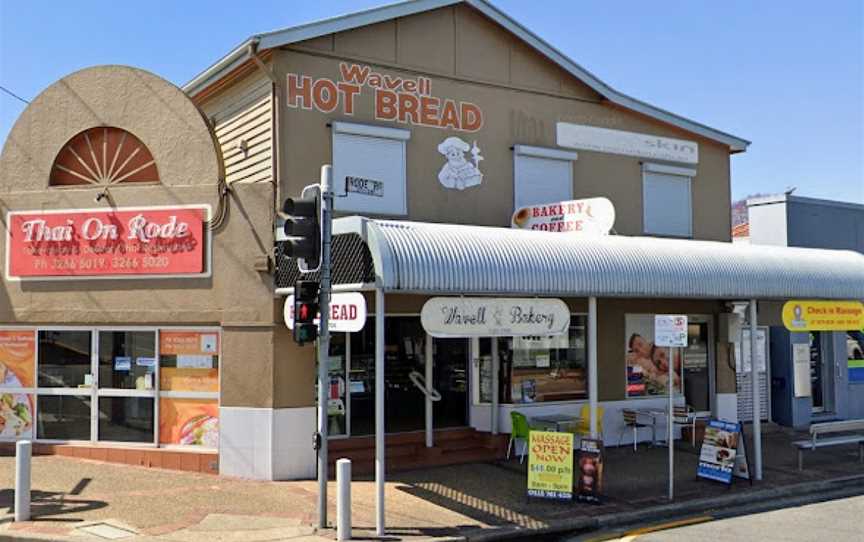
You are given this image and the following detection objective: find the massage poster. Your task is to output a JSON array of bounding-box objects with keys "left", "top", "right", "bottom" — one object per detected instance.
[{"left": 625, "top": 315, "right": 683, "bottom": 397}]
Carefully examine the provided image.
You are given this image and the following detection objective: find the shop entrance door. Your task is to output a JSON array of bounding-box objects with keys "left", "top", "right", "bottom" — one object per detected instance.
[
  {"left": 95, "top": 330, "right": 157, "bottom": 443},
  {"left": 809, "top": 332, "right": 834, "bottom": 414},
  {"left": 432, "top": 338, "right": 469, "bottom": 429}
]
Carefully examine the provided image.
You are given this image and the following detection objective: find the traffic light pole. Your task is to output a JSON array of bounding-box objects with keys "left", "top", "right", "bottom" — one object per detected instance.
[{"left": 317, "top": 165, "right": 333, "bottom": 529}]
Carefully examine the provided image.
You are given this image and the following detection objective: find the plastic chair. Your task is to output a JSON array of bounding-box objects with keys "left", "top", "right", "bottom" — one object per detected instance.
[
  {"left": 507, "top": 411, "right": 532, "bottom": 463},
  {"left": 618, "top": 409, "right": 650, "bottom": 451},
  {"left": 573, "top": 404, "right": 605, "bottom": 441}
]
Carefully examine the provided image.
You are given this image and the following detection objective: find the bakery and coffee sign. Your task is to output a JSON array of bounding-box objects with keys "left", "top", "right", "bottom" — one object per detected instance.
[
  {"left": 5, "top": 206, "right": 209, "bottom": 280},
  {"left": 287, "top": 63, "right": 483, "bottom": 132},
  {"left": 421, "top": 297, "right": 570, "bottom": 338},
  {"left": 512, "top": 197, "right": 615, "bottom": 235}
]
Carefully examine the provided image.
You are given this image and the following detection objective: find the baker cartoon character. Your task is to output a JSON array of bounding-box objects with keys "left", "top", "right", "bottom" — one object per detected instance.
[{"left": 437, "top": 136, "right": 483, "bottom": 190}]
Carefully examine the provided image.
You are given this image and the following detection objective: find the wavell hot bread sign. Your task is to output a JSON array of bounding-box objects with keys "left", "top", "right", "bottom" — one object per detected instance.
[{"left": 5, "top": 205, "right": 210, "bottom": 280}]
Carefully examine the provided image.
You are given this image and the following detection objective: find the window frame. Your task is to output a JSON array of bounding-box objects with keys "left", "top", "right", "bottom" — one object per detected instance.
[
  {"left": 512, "top": 145, "right": 579, "bottom": 211},
  {"left": 641, "top": 162, "right": 696, "bottom": 238}
]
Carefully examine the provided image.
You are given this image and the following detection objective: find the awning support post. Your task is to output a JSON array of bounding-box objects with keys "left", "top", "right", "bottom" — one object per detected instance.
[
  {"left": 425, "top": 333, "right": 434, "bottom": 448},
  {"left": 588, "top": 297, "right": 598, "bottom": 438},
  {"left": 375, "top": 289, "right": 386, "bottom": 535},
  {"left": 491, "top": 337, "right": 499, "bottom": 435},
  {"left": 750, "top": 299, "right": 763, "bottom": 481}
]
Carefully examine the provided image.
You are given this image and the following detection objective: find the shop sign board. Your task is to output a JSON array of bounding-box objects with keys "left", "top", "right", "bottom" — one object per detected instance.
[
  {"left": 557, "top": 122, "right": 699, "bottom": 164},
  {"left": 527, "top": 430, "right": 573, "bottom": 501},
  {"left": 697, "top": 419, "right": 749, "bottom": 484},
  {"left": 654, "top": 315, "right": 688, "bottom": 347},
  {"left": 511, "top": 197, "right": 615, "bottom": 235},
  {"left": 576, "top": 438, "right": 604, "bottom": 504},
  {"left": 782, "top": 300, "right": 864, "bottom": 331},
  {"left": 284, "top": 292, "right": 367, "bottom": 333},
  {"left": 5, "top": 205, "right": 210, "bottom": 280},
  {"left": 421, "top": 297, "right": 570, "bottom": 338}
]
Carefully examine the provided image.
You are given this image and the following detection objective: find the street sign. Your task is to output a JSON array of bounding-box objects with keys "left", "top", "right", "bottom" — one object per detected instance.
[
  {"left": 654, "top": 315, "right": 688, "bottom": 347},
  {"left": 284, "top": 292, "right": 367, "bottom": 333}
]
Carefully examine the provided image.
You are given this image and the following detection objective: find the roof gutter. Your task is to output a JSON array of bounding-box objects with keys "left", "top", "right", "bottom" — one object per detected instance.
[{"left": 182, "top": 36, "right": 260, "bottom": 97}]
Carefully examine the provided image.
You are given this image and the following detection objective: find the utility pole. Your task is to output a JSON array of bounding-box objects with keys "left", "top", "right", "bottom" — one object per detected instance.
[{"left": 316, "top": 165, "right": 334, "bottom": 528}]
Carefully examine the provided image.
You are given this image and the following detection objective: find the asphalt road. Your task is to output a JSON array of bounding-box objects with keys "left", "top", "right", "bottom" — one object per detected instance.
[{"left": 598, "top": 494, "right": 864, "bottom": 542}]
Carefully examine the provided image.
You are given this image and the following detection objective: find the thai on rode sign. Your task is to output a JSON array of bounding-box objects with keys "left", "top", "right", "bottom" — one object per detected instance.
[{"left": 5, "top": 206, "right": 209, "bottom": 280}]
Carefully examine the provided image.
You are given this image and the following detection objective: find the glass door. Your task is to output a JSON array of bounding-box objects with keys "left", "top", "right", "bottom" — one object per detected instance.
[
  {"left": 36, "top": 330, "right": 94, "bottom": 441},
  {"left": 95, "top": 330, "right": 157, "bottom": 443},
  {"left": 683, "top": 320, "right": 711, "bottom": 414}
]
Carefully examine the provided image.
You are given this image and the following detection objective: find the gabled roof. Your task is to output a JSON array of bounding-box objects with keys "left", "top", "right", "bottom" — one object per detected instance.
[{"left": 183, "top": 0, "right": 750, "bottom": 152}]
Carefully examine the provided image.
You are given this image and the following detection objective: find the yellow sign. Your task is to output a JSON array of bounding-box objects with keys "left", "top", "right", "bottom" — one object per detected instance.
[
  {"left": 782, "top": 300, "right": 864, "bottom": 331},
  {"left": 527, "top": 430, "right": 573, "bottom": 500}
]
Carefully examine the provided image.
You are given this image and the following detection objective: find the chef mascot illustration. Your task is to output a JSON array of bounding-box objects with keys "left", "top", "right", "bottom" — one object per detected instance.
[{"left": 437, "top": 136, "right": 483, "bottom": 190}]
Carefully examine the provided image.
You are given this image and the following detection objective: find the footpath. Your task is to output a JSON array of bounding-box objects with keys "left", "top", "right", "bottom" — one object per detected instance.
[{"left": 1, "top": 424, "right": 863, "bottom": 541}]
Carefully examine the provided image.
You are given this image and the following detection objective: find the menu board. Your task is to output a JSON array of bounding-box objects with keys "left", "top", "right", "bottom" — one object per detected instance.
[
  {"left": 576, "top": 438, "right": 604, "bottom": 504},
  {"left": 697, "top": 419, "right": 742, "bottom": 484},
  {"left": 0, "top": 331, "right": 35, "bottom": 440},
  {"left": 527, "top": 431, "right": 574, "bottom": 501}
]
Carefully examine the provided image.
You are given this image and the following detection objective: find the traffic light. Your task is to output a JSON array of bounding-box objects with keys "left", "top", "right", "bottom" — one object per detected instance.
[
  {"left": 293, "top": 279, "right": 319, "bottom": 345},
  {"left": 283, "top": 190, "right": 321, "bottom": 271}
]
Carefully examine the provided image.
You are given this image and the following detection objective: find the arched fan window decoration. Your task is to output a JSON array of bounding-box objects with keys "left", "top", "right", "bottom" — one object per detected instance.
[{"left": 50, "top": 127, "right": 159, "bottom": 186}]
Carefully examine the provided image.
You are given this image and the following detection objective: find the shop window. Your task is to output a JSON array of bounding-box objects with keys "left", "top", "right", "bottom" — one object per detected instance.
[
  {"left": 331, "top": 122, "right": 410, "bottom": 216},
  {"left": 157, "top": 330, "right": 219, "bottom": 447},
  {"left": 513, "top": 145, "right": 578, "bottom": 210},
  {"left": 50, "top": 127, "right": 159, "bottom": 186},
  {"left": 642, "top": 163, "right": 695, "bottom": 237},
  {"left": 497, "top": 315, "right": 588, "bottom": 404},
  {"left": 625, "top": 314, "right": 685, "bottom": 397},
  {"left": 848, "top": 331, "right": 864, "bottom": 384}
]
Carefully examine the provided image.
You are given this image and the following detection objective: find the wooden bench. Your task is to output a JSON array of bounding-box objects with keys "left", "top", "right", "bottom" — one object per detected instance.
[{"left": 792, "top": 419, "right": 864, "bottom": 470}]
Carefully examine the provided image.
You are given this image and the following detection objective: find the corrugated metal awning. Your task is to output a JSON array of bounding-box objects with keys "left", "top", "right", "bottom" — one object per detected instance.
[{"left": 332, "top": 217, "right": 864, "bottom": 300}]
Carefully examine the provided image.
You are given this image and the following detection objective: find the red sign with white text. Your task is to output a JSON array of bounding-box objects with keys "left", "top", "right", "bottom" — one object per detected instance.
[{"left": 6, "top": 206, "right": 208, "bottom": 279}]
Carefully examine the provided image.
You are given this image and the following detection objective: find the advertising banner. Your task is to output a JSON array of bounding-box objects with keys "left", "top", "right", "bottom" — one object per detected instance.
[
  {"left": 159, "top": 331, "right": 219, "bottom": 392},
  {"left": 556, "top": 122, "right": 699, "bottom": 164},
  {"left": 782, "top": 300, "right": 864, "bottom": 331},
  {"left": 576, "top": 438, "right": 604, "bottom": 504},
  {"left": 697, "top": 419, "right": 741, "bottom": 484},
  {"left": 0, "top": 393, "right": 34, "bottom": 439},
  {"left": 159, "top": 398, "right": 218, "bottom": 447},
  {"left": 625, "top": 315, "right": 683, "bottom": 396},
  {"left": 6, "top": 206, "right": 209, "bottom": 280},
  {"left": 527, "top": 430, "right": 574, "bottom": 501},
  {"left": 0, "top": 330, "right": 35, "bottom": 388},
  {"left": 422, "top": 297, "right": 570, "bottom": 338},
  {"left": 511, "top": 197, "right": 615, "bottom": 236}
]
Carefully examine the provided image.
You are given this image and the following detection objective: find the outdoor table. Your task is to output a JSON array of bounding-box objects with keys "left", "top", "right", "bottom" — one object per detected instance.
[
  {"left": 531, "top": 413, "right": 580, "bottom": 433},
  {"left": 634, "top": 408, "right": 669, "bottom": 446}
]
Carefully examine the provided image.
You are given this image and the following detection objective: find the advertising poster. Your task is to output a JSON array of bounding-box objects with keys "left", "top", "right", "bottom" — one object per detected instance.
[
  {"left": 0, "top": 393, "right": 34, "bottom": 439},
  {"left": 576, "top": 438, "right": 604, "bottom": 504},
  {"left": 527, "top": 430, "right": 574, "bottom": 501},
  {"left": 159, "top": 331, "right": 219, "bottom": 392},
  {"left": 697, "top": 419, "right": 740, "bottom": 484},
  {"left": 625, "top": 315, "right": 683, "bottom": 396},
  {"left": 159, "top": 398, "right": 218, "bottom": 447},
  {"left": 0, "top": 330, "right": 36, "bottom": 388}
]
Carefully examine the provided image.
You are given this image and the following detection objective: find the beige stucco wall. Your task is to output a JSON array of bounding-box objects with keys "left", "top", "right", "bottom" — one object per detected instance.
[
  {"left": 0, "top": 65, "right": 288, "bottom": 410},
  {"left": 275, "top": 4, "right": 733, "bottom": 241}
]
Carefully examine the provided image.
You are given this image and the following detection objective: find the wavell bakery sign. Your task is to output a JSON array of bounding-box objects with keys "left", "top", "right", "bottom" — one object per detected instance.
[
  {"left": 287, "top": 62, "right": 484, "bottom": 132},
  {"left": 5, "top": 205, "right": 210, "bottom": 280},
  {"left": 421, "top": 297, "right": 570, "bottom": 338}
]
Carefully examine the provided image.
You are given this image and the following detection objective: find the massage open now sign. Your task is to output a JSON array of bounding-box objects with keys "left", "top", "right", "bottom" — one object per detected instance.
[{"left": 5, "top": 205, "right": 210, "bottom": 280}]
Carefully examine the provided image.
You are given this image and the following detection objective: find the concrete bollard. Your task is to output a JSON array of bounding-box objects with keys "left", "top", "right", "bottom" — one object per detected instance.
[
  {"left": 15, "top": 440, "right": 31, "bottom": 522},
  {"left": 336, "top": 458, "right": 352, "bottom": 541}
]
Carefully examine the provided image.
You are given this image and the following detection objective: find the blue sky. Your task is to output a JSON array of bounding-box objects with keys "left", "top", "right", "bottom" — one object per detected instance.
[{"left": 1, "top": 0, "right": 862, "bottom": 203}]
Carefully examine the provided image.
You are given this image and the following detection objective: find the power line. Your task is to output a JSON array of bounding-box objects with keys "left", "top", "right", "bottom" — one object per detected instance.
[{"left": 0, "top": 85, "right": 29, "bottom": 104}]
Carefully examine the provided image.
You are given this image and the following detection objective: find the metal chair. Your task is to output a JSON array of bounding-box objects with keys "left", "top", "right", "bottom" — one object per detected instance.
[
  {"left": 618, "top": 409, "right": 650, "bottom": 451},
  {"left": 672, "top": 405, "right": 699, "bottom": 446}
]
